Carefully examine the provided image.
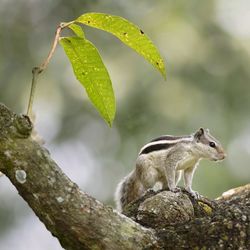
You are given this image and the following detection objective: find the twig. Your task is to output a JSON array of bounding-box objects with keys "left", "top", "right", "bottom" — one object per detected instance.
[{"left": 26, "top": 22, "right": 73, "bottom": 116}]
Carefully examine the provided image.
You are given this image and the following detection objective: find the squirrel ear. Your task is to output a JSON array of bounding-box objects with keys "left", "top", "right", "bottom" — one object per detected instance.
[{"left": 194, "top": 128, "right": 204, "bottom": 140}]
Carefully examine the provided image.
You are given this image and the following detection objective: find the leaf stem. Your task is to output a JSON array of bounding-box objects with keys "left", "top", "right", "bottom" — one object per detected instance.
[{"left": 26, "top": 21, "right": 74, "bottom": 116}]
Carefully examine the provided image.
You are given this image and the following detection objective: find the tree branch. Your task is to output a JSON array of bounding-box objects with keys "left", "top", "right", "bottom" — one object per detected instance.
[
  {"left": 0, "top": 103, "right": 157, "bottom": 250},
  {"left": 0, "top": 103, "right": 249, "bottom": 249},
  {"left": 26, "top": 21, "right": 74, "bottom": 117}
]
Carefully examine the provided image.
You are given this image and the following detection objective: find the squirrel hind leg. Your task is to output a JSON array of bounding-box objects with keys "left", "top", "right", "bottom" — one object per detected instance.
[{"left": 136, "top": 161, "right": 159, "bottom": 190}]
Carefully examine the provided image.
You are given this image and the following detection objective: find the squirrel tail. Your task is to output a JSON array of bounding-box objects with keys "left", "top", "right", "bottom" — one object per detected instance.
[{"left": 115, "top": 169, "right": 143, "bottom": 213}]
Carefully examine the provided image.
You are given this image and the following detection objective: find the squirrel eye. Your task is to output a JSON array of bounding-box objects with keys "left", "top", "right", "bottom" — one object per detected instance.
[{"left": 209, "top": 141, "right": 216, "bottom": 148}]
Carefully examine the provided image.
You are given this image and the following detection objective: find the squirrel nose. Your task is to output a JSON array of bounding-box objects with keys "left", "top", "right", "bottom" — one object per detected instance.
[{"left": 220, "top": 153, "right": 226, "bottom": 160}]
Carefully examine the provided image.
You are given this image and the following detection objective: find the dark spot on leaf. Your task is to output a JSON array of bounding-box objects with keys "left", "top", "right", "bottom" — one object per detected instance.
[
  {"left": 156, "top": 62, "right": 159, "bottom": 66},
  {"left": 123, "top": 32, "right": 127, "bottom": 35},
  {"left": 64, "top": 38, "right": 71, "bottom": 43},
  {"left": 87, "top": 20, "right": 91, "bottom": 24},
  {"left": 140, "top": 30, "right": 144, "bottom": 34}
]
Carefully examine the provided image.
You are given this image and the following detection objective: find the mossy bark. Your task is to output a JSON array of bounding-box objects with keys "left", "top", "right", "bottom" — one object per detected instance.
[
  {"left": 125, "top": 187, "right": 249, "bottom": 249},
  {"left": 0, "top": 104, "right": 157, "bottom": 250},
  {"left": 0, "top": 103, "right": 249, "bottom": 250}
]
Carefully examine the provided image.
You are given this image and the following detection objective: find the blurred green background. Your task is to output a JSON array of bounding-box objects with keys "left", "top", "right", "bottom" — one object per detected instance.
[{"left": 0, "top": 0, "right": 249, "bottom": 249}]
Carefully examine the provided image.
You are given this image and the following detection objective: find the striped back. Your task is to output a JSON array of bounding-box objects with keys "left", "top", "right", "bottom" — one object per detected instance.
[
  {"left": 139, "top": 135, "right": 192, "bottom": 155},
  {"left": 150, "top": 135, "right": 191, "bottom": 142}
]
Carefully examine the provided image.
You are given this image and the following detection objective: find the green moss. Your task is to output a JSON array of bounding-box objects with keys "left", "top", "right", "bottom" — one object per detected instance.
[
  {"left": 198, "top": 201, "right": 213, "bottom": 215},
  {"left": 222, "top": 235, "right": 228, "bottom": 241}
]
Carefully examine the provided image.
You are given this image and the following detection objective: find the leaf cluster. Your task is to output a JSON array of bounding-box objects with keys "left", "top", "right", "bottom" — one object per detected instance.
[{"left": 59, "top": 12, "right": 166, "bottom": 125}]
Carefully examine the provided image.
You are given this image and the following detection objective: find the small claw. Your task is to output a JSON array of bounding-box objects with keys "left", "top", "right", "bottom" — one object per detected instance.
[
  {"left": 145, "top": 188, "right": 155, "bottom": 194},
  {"left": 170, "top": 187, "right": 181, "bottom": 193},
  {"left": 185, "top": 189, "right": 201, "bottom": 199}
]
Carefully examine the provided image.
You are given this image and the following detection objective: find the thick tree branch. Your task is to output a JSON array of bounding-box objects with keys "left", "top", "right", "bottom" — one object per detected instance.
[
  {"left": 0, "top": 103, "right": 249, "bottom": 249},
  {"left": 124, "top": 186, "right": 250, "bottom": 249},
  {"left": 0, "top": 103, "right": 157, "bottom": 250}
]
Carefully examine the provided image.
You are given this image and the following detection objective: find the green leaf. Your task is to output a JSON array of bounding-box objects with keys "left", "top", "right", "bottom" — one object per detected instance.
[
  {"left": 59, "top": 37, "right": 115, "bottom": 126},
  {"left": 76, "top": 12, "right": 166, "bottom": 78},
  {"left": 68, "top": 23, "right": 85, "bottom": 38}
]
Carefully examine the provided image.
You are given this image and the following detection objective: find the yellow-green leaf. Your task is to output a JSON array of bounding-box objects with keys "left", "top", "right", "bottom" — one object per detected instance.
[
  {"left": 76, "top": 12, "right": 166, "bottom": 78},
  {"left": 59, "top": 37, "right": 115, "bottom": 126},
  {"left": 68, "top": 23, "right": 85, "bottom": 38}
]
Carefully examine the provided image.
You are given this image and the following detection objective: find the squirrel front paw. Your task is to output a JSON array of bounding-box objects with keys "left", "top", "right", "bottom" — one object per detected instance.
[
  {"left": 185, "top": 188, "right": 201, "bottom": 199},
  {"left": 169, "top": 187, "right": 181, "bottom": 193}
]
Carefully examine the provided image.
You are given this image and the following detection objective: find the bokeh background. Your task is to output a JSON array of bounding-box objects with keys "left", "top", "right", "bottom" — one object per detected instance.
[{"left": 0, "top": 0, "right": 250, "bottom": 249}]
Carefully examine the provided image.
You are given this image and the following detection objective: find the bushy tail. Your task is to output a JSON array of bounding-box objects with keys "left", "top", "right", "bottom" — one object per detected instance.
[{"left": 115, "top": 170, "right": 143, "bottom": 212}]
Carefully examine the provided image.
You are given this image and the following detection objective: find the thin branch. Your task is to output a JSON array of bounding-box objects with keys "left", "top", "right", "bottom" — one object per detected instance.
[
  {"left": 26, "top": 21, "right": 74, "bottom": 116},
  {"left": 26, "top": 67, "right": 40, "bottom": 117},
  {"left": 39, "top": 23, "right": 64, "bottom": 71}
]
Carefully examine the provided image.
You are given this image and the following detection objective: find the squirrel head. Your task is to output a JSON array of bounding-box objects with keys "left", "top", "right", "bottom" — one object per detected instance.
[{"left": 193, "top": 128, "right": 226, "bottom": 161}]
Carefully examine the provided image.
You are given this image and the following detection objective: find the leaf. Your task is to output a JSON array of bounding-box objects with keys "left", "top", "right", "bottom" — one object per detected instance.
[
  {"left": 59, "top": 37, "right": 115, "bottom": 126},
  {"left": 76, "top": 13, "right": 166, "bottom": 78},
  {"left": 68, "top": 23, "right": 85, "bottom": 38}
]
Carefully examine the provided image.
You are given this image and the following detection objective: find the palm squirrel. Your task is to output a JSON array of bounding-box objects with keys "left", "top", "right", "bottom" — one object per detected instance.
[{"left": 115, "top": 128, "right": 226, "bottom": 212}]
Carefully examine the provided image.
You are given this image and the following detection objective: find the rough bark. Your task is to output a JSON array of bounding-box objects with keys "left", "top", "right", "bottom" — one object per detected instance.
[
  {"left": 0, "top": 104, "right": 157, "bottom": 250},
  {"left": 124, "top": 187, "right": 250, "bottom": 249},
  {"left": 0, "top": 103, "right": 249, "bottom": 250}
]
